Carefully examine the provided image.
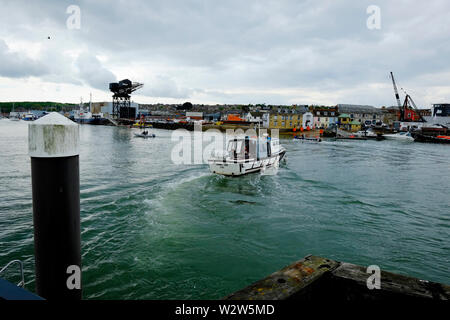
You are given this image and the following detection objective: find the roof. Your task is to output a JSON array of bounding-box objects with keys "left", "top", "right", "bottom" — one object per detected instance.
[
  {"left": 337, "top": 104, "right": 383, "bottom": 114},
  {"left": 338, "top": 113, "right": 350, "bottom": 118},
  {"left": 350, "top": 120, "right": 361, "bottom": 125}
]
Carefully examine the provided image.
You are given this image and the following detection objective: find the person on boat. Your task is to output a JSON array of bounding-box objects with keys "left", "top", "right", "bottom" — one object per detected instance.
[{"left": 143, "top": 130, "right": 148, "bottom": 135}]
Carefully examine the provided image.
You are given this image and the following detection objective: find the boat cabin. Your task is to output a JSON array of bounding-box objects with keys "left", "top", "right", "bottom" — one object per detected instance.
[{"left": 226, "top": 136, "right": 279, "bottom": 161}]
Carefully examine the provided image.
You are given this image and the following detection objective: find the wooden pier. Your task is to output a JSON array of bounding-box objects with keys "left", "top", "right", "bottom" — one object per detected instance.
[{"left": 225, "top": 255, "right": 449, "bottom": 301}]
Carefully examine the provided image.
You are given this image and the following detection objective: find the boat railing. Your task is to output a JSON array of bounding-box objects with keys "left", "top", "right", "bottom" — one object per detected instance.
[{"left": 0, "top": 259, "right": 25, "bottom": 288}]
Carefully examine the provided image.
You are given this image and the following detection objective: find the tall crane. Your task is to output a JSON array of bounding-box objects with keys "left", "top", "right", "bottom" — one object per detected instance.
[
  {"left": 109, "top": 79, "right": 143, "bottom": 119},
  {"left": 400, "top": 88, "right": 426, "bottom": 123},
  {"left": 390, "top": 71, "right": 402, "bottom": 109},
  {"left": 389, "top": 72, "right": 425, "bottom": 122}
]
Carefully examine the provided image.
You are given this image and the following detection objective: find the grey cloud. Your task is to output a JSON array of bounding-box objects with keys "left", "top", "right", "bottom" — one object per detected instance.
[
  {"left": 139, "top": 75, "right": 193, "bottom": 99},
  {"left": 0, "top": 39, "right": 48, "bottom": 78},
  {"left": 1, "top": 0, "right": 450, "bottom": 106},
  {"left": 75, "top": 52, "right": 117, "bottom": 90}
]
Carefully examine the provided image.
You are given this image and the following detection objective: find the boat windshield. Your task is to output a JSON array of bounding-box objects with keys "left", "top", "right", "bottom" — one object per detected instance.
[
  {"left": 227, "top": 140, "right": 243, "bottom": 153},
  {"left": 227, "top": 138, "right": 259, "bottom": 160}
]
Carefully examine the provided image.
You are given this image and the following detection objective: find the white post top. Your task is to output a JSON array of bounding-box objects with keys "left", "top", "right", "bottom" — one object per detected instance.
[{"left": 28, "top": 112, "right": 79, "bottom": 158}]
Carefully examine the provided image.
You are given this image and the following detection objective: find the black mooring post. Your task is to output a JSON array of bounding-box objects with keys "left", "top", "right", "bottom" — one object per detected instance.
[{"left": 28, "top": 112, "right": 81, "bottom": 300}]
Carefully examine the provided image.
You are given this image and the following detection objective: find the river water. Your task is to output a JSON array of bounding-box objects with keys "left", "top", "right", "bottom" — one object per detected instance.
[{"left": 0, "top": 119, "right": 449, "bottom": 299}]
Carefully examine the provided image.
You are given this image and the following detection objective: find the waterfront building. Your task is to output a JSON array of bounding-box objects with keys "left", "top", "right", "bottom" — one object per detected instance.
[
  {"left": 349, "top": 120, "right": 362, "bottom": 132},
  {"left": 98, "top": 101, "right": 140, "bottom": 118},
  {"left": 186, "top": 111, "right": 203, "bottom": 121},
  {"left": 381, "top": 106, "right": 400, "bottom": 127},
  {"left": 338, "top": 113, "right": 351, "bottom": 130},
  {"left": 243, "top": 112, "right": 263, "bottom": 124},
  {"left": 302, "top": 112, "right": 314, "bottom": 129},
  {"left": 310, "top": 105, "right": 338, "bottom": 129},
  {"left": 268, "top": 106, "right": 307, "bottom": 130},
  {"left": 204, "top": 113, "right": 221, "bottom": 122},
  {"left": 337, "top": 104, "right": 383, "bottom": 127}
]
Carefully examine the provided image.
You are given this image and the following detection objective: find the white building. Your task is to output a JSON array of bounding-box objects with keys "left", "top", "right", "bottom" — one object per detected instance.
[{"left": 302, "top": 112, "right": 314, "bottom": 129}]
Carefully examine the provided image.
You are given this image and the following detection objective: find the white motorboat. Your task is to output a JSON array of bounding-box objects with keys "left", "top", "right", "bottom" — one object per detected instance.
[
  {"left": 208, "top": 135, "right": 286, "bottom": 176},
  {"left": 383, "top": 131, "right": 414, "bottom": 141},
  {"left": 354, "top": 129, "right": 378, "bottom": 138},
  {"left": 134, "top": 130, "right": 155, "bottom": 138}
]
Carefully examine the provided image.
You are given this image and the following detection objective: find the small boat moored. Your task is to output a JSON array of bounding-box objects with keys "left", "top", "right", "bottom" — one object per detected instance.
[
  {"left": 354, "top": 129, "right": 378, "bottom": 138},
  {"left": 22, "top": 113, "right": 35, "bottom": 121},
  {"left": 208, "top": 135, "right": 286, "bottom": 176},
  {"left": 294, "top": 135, "right": 321, "bottom": 143}
]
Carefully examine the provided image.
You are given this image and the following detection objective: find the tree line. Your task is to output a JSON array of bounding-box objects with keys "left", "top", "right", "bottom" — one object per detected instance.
[{"left": 0, "top": 102, "right": 77, "bottom": 113}]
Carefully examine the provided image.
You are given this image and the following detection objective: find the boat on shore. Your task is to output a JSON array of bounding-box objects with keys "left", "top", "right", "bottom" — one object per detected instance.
[{"left": 208, "top": 135, "right": 286, "bottom": 176}]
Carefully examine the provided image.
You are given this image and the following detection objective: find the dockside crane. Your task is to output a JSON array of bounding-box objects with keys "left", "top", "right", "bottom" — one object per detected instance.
[
  {"left": 109, "top": 79, "right": 143, "bottom": 119},
  {"left": 400, "top": 88, "right": 426, "bottom": 123},
  {"left": 389, "top": 72, "right": 425, "bottom": 122},
  {"left": 390, "top": 71, "right": 402, "bottom": 109}
]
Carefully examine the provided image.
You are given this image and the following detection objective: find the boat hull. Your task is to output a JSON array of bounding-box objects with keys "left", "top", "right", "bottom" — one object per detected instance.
[
  {"left": 383, "top": 135, "right": 414, "bottom": 141},
  {"left": 74, "top": 118, "right": 105, "bottom": 125},
  {"left": 413, "top": 133, "right": 450, "bottom": 144},
  {"left": 134, "top": 133, "right": 155, "bottom": 138}
]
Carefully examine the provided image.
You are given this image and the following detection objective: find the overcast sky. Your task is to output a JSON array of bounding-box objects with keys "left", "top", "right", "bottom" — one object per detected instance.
[{"left": 0, "top": 0, "right": 449, "bottom": 107}]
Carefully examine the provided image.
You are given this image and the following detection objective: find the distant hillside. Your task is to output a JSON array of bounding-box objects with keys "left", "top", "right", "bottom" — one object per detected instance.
[{"left": 0, "top": 102, "right": 78, "bottom": 113}]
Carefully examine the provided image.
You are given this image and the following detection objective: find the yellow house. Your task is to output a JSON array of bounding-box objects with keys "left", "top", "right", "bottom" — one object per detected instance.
[
  {"left": 269, "top": 112, "right": 302, "bottom": 130},
  {"left": 338, "top": 113, "right": 351, "bottom": 125},
  {"left": 350, "top": 120, "right": 361, "bottom": 132}
]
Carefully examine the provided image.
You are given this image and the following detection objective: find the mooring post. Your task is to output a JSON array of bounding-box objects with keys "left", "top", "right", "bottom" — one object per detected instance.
[{"left": 28, "top": 112, "right": 81, "bottom": 299}]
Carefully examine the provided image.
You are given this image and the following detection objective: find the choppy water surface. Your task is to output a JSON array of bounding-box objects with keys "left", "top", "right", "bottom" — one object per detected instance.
[{"left": 0, "top": 119, "right": 449, "bottom": 299}]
